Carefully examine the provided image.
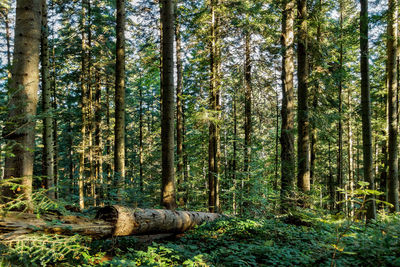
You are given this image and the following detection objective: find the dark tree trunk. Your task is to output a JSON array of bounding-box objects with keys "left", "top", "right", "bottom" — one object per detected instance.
[
  {"left": 114, "top": 0, "right": 126, "bottom": 197},
  {"left": 175, "top": 3, "right": 185, "bottom": 206},
  {"left": 360, "top": 0, "right": 376, "bottom": 220},
  {"left": 41, "top": 0, "right": 55, "bottom": 199},
  {"left": 243, "top": 32, "right": 252, "bottom": 200},
  {"left": 296, "top": 0, "right": 310, "bottom": 193},
  {"left": 160, "top": 0, "right": 177, "bottom": 210}
]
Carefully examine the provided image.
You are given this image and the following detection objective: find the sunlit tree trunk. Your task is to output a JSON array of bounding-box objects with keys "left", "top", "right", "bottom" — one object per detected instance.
[
  {"left": 3, "top": 0, "right": 42, "bottom": 212},
  {"left": 41, "top": 0, "right": 55, "bottom": 199},
  {"left": 114, "top": 0, "right": 126, "bottom": 198},
  {"left": 387, "top": 0, "right": 399, "bottom": 212},
  {"left": 337, "top": 0, "right": 344, "bottom": 211},
  {"left": 280, "top": 0, "right": 295, "bottom": 211},
  {"left": 160, "top": 0, "right": 177, "bottom": 210}
]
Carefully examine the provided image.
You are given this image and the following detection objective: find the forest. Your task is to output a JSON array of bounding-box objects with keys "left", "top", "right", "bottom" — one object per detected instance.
[{"left": 0, "top": 0, "right": 400, "bottom": 266}]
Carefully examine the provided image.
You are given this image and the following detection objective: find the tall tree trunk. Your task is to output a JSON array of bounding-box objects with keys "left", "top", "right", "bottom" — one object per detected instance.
[
  {"left": 79, "top": 0, "right": 88, "bottom": 210},
  {"left": 297, "top": 0, "right": 310, "bottom": 193},
  {"left": 274, "top": 89, "right": 279, "bottom": 192},
  {"left": 328, "top": 140, "right": 335, "bottom": 210},
  {"left": 337, "top": 1, "right": 344, "bottom": 211},
  {"left": 360, "top": 0, "right": 376, "bottom": 220},
  {"left": 387, "top": 0, "right": 399, "bottom": 212},
  {"left": 175, "top": 3, "right": 185, "bottom": 206},
  {"left": 94, "top": 69, "right": 102, "bottom": 205},
  {"left": 41, "top": 0, "right": 55, "bottom": 199},
  {"left": 347, "top": 90, "right": 354, "bottom": 216},
  {"left": 232, "top": 86, "right": 238, "bottom": 215},
  {"left": 3, "top": 0, "right": 42, "bottom": 212},
  {"left": 243, "top": 32, "right": 252, "bottom": 200},
  {"left": 208, "top": 0, "right": 221, "bottom": 213},
  {"left": 160, "top": 0, "right": 177, "bottom": 210},
  {"left": 139, "top": 80, "right": 144, "bottom": 193},
  {"left": 115, "top": 0, "right": 126, "bottom": 198},
  {"left": 280, "top": 0, "right": 295, "bottom": 211},
  {"left": 310, "top": 0, "right": 322, "bottom": 186}
]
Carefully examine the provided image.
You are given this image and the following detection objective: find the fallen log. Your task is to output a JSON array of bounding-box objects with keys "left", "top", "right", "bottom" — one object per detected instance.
[
  {"left": 0, "top": 205, "right": 221, "bottom": 240},
  {"left": 96, "top": 205, "right": 221, "bottom": 236}
]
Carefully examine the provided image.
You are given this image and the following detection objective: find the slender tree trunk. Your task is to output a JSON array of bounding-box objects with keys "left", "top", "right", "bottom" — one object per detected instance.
[
  {"left": 208, "top": 0, "right": 221, "bottom": 213},
  {"left": 232, "top": 86, "right": 238, "bottom": 215},
  {"left": 347, "top": 90, "right": 354, "bottom": 216},
  {"left": 79, "top": 0, "right": 88, "bottom": 210},
  {"left": 114, "top": 0, "right": 126, "bottom": 198},
  {"left": 94, "top": 69, "right": 102, "bottom": 205},
  {"left": 160, "top": 0, "right": 177, "bottom": 210},
  {"left": 105, "top": 83, "right": 112, "bottom": 196},
  {"left": 337, "top": 1, "right": 344, "bottom": 211},
  {"left": 2, "top": 0, "right": 42, "bottom": 212},
  {"left": 328, "top": 140, "right": 335, "bottom": 210},
  {"left": 387, "top": 0, "right": 399, "bottom": 212},
  {"left": 274, "top": 90, "right": 279, "bottom": 192},
  {"left": 41, "top": 0, "right": 55, "bottom": 199},
  {"left": 280, "top": 0, "right": 295, "bottom": 211},
  {"left": 139, "top": 81, "right": 144, "bottom": 193},
  {"left": 310, "top": 0, "right": 322, "bottom": 186},
  {"left": 175, "top": 3, "right": 185, "bottom": 206},
  {"left": 360, "top": 0, "right": 376, "bottom": 219},
  {"left": 243, "top": 32, "right": 252, "bottom": 200},
  {"left": 297, "top": 0, "right": 310, "bottom": 193}
]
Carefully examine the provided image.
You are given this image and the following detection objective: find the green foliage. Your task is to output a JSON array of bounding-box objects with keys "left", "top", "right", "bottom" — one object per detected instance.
[{"left": 0, "top": 234, "right": 91, "bottom": 266}]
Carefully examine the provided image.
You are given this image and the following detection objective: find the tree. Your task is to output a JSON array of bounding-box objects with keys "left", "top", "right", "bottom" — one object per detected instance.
[
  {"left": 208, "top": 0, "right": 221, "bottom": 213},
  {"left": 296, "top": 0, "right": 310, "bottom": 193},
  {"left": 3, "top": 0, "right": 42, "bottom": 211},
  {"left": 280, "top": 0, "right": 295, "bottom": 210},
  {"left": 115, "top": 0, "right": 126, "bottom": 196},
  {"left": 387, "top": 0, "right": 399, "bottom": 212},
  {"left": 41, "top": 0, "right": 55, "bottom": 199},
  {"left": 160, "top": 0, "right": 177, "bottom": 209},
  {"left": 360, "top": 0, "right": 376, "bottom": 220}
]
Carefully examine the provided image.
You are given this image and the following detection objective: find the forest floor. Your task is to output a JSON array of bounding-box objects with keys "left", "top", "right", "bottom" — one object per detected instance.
[{"left": 1, "top": 209, "right": 400, "bottom": 266}]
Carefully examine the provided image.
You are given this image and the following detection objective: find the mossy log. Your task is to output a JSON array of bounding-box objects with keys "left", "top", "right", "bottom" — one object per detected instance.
[{"left": 0, "top": 205, "right": 221, "bottom": 240}]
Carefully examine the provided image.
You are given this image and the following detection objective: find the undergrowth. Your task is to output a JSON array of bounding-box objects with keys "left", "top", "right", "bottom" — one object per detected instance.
[{"left": 1, "top": 210, "right": 400, "bottom": 266}]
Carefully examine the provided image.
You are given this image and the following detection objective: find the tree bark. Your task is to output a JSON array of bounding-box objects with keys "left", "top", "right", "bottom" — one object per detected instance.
[
  {"left": 280, "top": 0, "right": 295, "bottom": 211},
  {"left": 41, "top": 0, "right": 55, "bottom": 199},
  {"left": 160, "top": 0, "right": 177, "bottom": 210},
  {"left": 296, "top": 0, "right": 310, "bottom": 193},
  {"left": 2, "top": 0, "right": 42, "bottom": 212},
  {"left": 387, "top": 0, "right": 399, "bottom": 212},
  {"left": 175, "top": 2, "right": 185, "bottom": 206},
  {"left": 0, "top": 207, "right": 221, "bottom": 239},
  {"left": 337, "top": 0, "right": 344, "bottom": 211},
  {"left": 243, "top": 32, "right": 252, "bottom": 198},
  {"left": 360, "top": 0, "right": 376, "bottom": 220},
  {"left": 79, "top": 0, "right": 88, "bottom": 210},
  {"left": 96, "top": 205, "right": 221, "bottom": 236},
  {"left": 114, "top": 0, "right": 126, "bottom": 197},
  {"left": 208, "top": 0, "right": 221, "bottom": 213}
]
